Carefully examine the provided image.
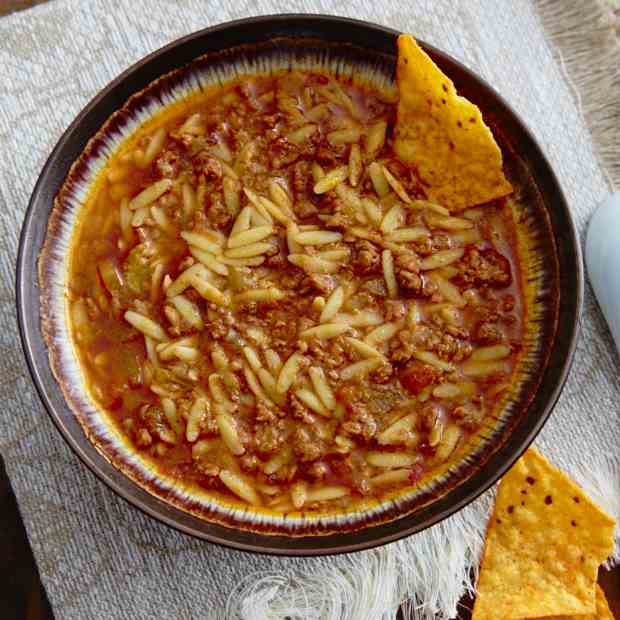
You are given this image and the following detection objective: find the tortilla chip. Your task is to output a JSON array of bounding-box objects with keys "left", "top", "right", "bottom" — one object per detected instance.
[
  {"left": 394, "top": 34, "right": 513, "bottom": 211},
  {"left": 532, "top": 585, "right": 614, "bottom": 620},
  {"left": 472, "top": 448, "right": 616, "bottom": 620},
  {"left": 593, "top": 584, "right": 614, "bottom": 620}
]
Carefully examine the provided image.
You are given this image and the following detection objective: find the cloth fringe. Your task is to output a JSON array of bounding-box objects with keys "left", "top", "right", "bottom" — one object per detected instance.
[
  {"left": 223, "top": 495, "right": 493, "bottom": 620},
  {"left": 569, "top": 455, "right": 620, "bottom": 566},
  {"left": 535, "top": 0, "right": 620, "bottom": 190}
]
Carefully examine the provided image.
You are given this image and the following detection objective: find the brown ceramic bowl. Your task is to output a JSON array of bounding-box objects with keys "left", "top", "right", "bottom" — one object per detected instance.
[{"left": 16, "top": 15, "right": 582, "bottom": 555}]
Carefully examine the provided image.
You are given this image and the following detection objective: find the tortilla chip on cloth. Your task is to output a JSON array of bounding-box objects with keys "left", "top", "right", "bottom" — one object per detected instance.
[
  {"left": 472, "top": 448, "right": 616, "bottom": 620},
  {"left": 532, "top": 585, "right": 614, "bottom": 620},
  {"left": 394, "top": 34, "right": 513, "bottom": 211}
]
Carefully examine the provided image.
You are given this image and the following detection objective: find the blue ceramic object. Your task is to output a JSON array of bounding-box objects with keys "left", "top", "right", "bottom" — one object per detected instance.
[{"left": 586, "top": 193, "right": 620, "bottom": 353}]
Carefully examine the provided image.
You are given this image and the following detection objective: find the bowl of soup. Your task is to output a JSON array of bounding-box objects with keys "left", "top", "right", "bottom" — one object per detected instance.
[{"left": 17, "top": 15, "right": 581, "bottom": 555}]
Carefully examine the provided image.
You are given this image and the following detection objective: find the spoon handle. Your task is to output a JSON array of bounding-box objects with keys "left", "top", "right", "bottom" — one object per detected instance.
[{"left": 586, "top": 193, "right": 620, "bottom": 353}]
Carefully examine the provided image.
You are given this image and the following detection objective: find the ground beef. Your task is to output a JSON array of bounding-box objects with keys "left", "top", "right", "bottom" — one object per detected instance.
[
  {"left": 384, "top": 159, "right": 424, "bottom": 198},
  {"left": 307, "top": 336, "right": 346, "bottom": 369},
  {"left": 255, "top": 399, "right": 281, "bottom": 423},
  {"left": 175, "top": 131, "right": 200, "bottom": 150},
  {"left": 204, "top": 195, "right": 232, "bottom": 231},
  {"left": 324, "top": 210, "right": 351, "bottom": 231},
  {"left": 155, "top": 135, "right": 194, "bottom": 178},
  {"left": 259, "top": 112, "right": 284, "bottom": 130},
  {"left": 411, "top": 237, "right": 433, "bottom": 256},
  {"left": 341, "top": 378, "right": 403, "bottom": 413},
  {"left": 396, "top": 251, "right": 419, "bottom": 273},
  {"left": 267, "top": 318, "right": 298, "bottom": 351},
  {"left": 253, "top": 419, "right": 286, "bottom": 454},
  {"left": 452, "top": 404, "right": 483, "bottom": 429},
  {"left": 140, "top": 405, "right": 175, "bottom": 444},
  {"left": 156, "top": 148, "right": 182, "bottom": 179},
  {"left": 204, "top": 157, "right": 223, "bottom": 180},
  {"left": 351, "top": 240, "right": 381, "bottom": 275},
  {"left": 474, "top": 303, "right": 500, "bottom": 323},
  {"left": 422, "top": 326, "right": 472, "bottom": 362},
  {"left": 392, "top": 325, "right": 472, "bottom": 363},
  {"left": 293, "top": 426, "right": 326, "bottom": 461},
  {"left": 369, "top": 361, "right": 394, "bottom": 384},
  {"left": 271, "top": 135, "right": 318, "bottom": 169},
  {"left": 292, "top": 160, "right": 311, "bottom": 196},
  {"left": 192, "top": 152, "right": 223, "bottom": 181},
  {"left": 340, "top": 403, "right": 378, "bottom": 440},
  {"left": 475, "top": 322, "right": 505, "bottom": 345},
  {"left": 301, "top": 273, "right": 337, "bottom": 295},
  {"left": 394, "top": 252, "right": 428, "bottom": 297},
  {"left": 385, "top": 300, "right": 407, "bottom": 322},
  {"left": 396, "top": 270, "right": 423, "bottom": 296},
  {"left": 264, "top": 235, "right": 288, "bottom": 269},
  {"left": 412, "top": 234, "right": 451, "bottom": 256},
  {"left": 240, "top": 454, "right": 260, "bottom": 472},
  {"left": 279, "top": 270, "right": 305, "bottom": 291},
  {"left": 320, "top": 195, "right": 352, "bottom": 230},
  {"left": 419, "top": 403, "right": 442, "bottom": 430},
  {"left": 296, "top": 200, "right": 319, "bottom": 219},
  {"left": 315, "top": 142, "right": 347, "bottom": 167},
  {"left": 395, "top": 253, "right": 437, "bottom": 298},
  {"left": 228, "top": 125, "right": 250, "bottom": 151},
  {"left": 204, "top": 308, "right": 234, "bottom": 340},
  {"left": 445, "top": 324, "right": 469, "bottom": 340},
  {"left": 358, "top": 278, "right": 384, "bottom": 298},
  {"left": 289, "top": 394, "right": 316, "bottom": 425},
  {"left": 399, "top": 361, "right": 442, "bottom": 395},
  {"left": 440, "top": 337, "right": 472, "bottom": 361},
  {"left": 264, "top": 250, "right": 286, "bottom": 270},
  {"left": 307, "top": 461, "right": 330, "bottom": 479},
  {"left": 455, "top": 247, "right": 512, "bottom": 288}
]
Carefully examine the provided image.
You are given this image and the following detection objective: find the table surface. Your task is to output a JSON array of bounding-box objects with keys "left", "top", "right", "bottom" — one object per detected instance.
[{"left": 1, "top": 1, "right": 618, "bottom": 619}]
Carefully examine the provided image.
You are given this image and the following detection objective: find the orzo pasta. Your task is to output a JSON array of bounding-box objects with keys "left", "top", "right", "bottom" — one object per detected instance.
[{"left": 67, "top": 69, "right": 523, "bottom": 513}]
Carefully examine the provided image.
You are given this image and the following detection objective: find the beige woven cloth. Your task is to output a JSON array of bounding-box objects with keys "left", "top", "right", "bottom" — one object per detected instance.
[{"left": 1, "top": 1, "right": 618, "bottom": 619}]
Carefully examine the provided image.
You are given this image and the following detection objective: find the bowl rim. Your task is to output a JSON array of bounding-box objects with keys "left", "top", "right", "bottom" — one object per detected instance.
[{"left": 16, "top": 13, "right": 583, "bottom": 556}]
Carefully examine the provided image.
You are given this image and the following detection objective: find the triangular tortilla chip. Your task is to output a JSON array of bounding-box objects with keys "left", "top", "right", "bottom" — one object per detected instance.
[
  {"left": 394, "top": 34, "right": 513, "bottom": 211},
  {"left": 472, "top": 448, "right": 616, "bottom": 620},
  {"left": 592, "top": 584, "right": 615, "bottom": 620},
  {"left": 532, "top": 585, "right": 614, "bottom": 620}
]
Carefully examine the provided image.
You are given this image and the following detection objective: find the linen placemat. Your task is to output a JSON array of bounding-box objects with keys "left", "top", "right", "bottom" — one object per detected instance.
[{"left": 1, "top": 1, "right": 618, "bottom": 618}]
